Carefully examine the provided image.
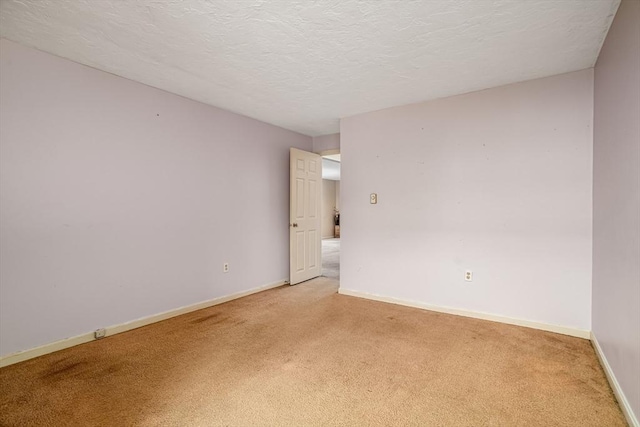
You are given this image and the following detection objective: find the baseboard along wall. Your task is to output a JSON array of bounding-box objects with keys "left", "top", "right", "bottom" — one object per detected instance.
[
  {"left": 0, "top": 279, "right": 288, "bottom": 368},
  {"left": 591, "top": 332, "right": 639, "bottom": 427},
  {"left": 338, "top": 288, "right": 590, "bottom": 339}
]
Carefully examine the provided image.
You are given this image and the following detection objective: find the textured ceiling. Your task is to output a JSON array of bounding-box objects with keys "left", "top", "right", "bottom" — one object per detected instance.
[{"left": 0, "top": 0, "right": 620, "bottom": 136}]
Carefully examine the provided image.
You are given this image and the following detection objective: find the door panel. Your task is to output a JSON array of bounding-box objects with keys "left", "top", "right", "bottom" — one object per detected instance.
[
  {"left": 296, "top": 178, "right": 304, "bottom": 217},
  {"left": 308, "top": 229, "right": 317, "bottom": 268},
  {"left": 296, "top": 232, "right": 305, "bottom": 272},
  {"left": 290, "top": 148, "right": 322, "bottom": 284}
]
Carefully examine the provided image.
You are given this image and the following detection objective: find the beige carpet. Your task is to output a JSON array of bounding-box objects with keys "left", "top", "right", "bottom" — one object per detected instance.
[{"left": 0, "top": 277, "right": 626, "bottom": 426}]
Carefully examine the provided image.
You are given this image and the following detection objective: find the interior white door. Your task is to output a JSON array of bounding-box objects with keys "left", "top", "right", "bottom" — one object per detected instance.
[{"left": 290, "top": 148, "right": 322, "bottom": 285}]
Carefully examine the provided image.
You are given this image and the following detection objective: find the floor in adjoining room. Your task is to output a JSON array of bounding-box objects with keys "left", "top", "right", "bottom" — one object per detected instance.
[
  {"left": 322, "top": 238, "right": 340, "bottom": 280},
  {"left": 0, "top": 277, "right": 626, "bottom": 426}
]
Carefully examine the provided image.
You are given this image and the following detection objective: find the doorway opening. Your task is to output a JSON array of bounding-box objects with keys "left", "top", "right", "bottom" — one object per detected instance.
[{"left": 321, "top": 151, "right": 340, "bottom": 281}]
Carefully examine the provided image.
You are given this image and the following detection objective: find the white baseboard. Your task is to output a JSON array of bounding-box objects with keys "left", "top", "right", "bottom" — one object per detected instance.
[
  {"left": 591, "top": 332, "right": 639, "bottom": 427},
  {"left": 0, "top": 279, "right": 287, "bottom": 368},
  {"left": 338, "top": 288, "right": 591, "bottom": 339}
]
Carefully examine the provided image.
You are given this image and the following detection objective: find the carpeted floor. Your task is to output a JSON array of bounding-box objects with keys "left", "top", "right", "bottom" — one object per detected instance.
[
  {"left": 322, "top": 238, "right": 340, "bottom": 280},
  {"left": 0, "top": 277, "right": 626, "bottom": 426}
]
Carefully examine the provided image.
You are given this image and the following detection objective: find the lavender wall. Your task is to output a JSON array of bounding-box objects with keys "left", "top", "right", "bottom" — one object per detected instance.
[
  {"left": 0, "top": 39, "right": 312, "bottom": 357},
  {"left": 593, "top": 0, "right": 640, "bottom": 420},
  {"left": 341, "top": 70, "right": 594, "bottom": 331},
  {"left": 312, "top": 133, "right": 340, "bottom": 153}
]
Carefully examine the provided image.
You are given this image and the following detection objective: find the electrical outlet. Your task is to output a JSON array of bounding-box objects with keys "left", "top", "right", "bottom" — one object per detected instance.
[
  {"left": 370, "top": 193, "right": 378, "bottom": 204},
  {"left": 94, "top": 328, "right": 106, "bottom": 339},
  {"left": 223, "top": 262, "right": 229, "bottom": 273},
  {"left": 465, "top": 270, "right": 473, "bottom": 282}
]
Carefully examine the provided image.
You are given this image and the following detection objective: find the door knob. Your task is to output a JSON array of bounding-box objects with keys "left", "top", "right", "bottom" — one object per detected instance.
[{"left": 291, "top": 223, "right": 298, "bottom": 227}]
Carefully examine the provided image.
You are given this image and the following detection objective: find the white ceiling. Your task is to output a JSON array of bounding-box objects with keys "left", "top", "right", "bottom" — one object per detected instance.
[{"left": 0, "top": 0, "right": 620, "bottom": 136}]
